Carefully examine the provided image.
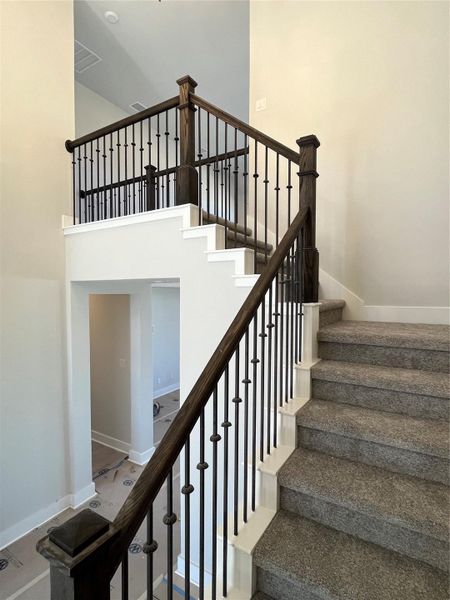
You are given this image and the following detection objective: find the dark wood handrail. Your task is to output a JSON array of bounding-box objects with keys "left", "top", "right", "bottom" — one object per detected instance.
[
  {"left": 65, "top": 96, "right": 180, "bottom": 152},
  {"left": 101, "top": 203, "right": 310, "bottom": 576},
  {"left": 191, "top": 94, "right": 300, "bottom": 164}
]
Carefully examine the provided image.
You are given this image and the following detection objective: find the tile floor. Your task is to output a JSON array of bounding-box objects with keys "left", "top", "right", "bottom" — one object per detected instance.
[{"left": 0, "top": 390, "right": 197, "bottom": 600}]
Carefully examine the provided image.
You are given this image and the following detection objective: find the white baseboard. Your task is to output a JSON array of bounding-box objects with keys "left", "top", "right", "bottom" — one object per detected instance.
[
  {"left": 0, "top": 482, "right": 96, "bottom": 551},
  {"left": 129, "top": 446, "right": 155, "bottom": 466},
  {"left": 91, "top": 430, "right": 131, "bottom": 454},
  {"left": 153, "top": 383, "right": 180, "bottom": 399},
  {"left": 319, "top": 268, "right": 450, "bottom": 324}
]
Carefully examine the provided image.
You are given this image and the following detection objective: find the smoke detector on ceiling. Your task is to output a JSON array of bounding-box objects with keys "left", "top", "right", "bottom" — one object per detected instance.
[
  {"left": 74, "top": 40, "right": 102, "bottom": 74},
  {"left": 104, "top": 11, "right": 119, "bottom": 24}
]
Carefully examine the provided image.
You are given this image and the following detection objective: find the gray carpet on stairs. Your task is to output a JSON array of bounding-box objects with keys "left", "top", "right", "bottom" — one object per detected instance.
[
  {"left": 254, "top": 314, "right": 450, "bottom": 599},
  {"left": 279, "top": 447, "right": 449, "bottom": 570},
  {"left": 253, "top": 511, "right": 449, "bottom": 600}
]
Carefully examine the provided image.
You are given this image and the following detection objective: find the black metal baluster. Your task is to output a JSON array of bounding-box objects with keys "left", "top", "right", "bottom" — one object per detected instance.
[
  {"left": 210, "top": 386, "right": 220, "bottom": 600},
  {"left": 198, "top": 107, "right": 202, "bottom": 224},
  {"left": 206, "top": 112, "right": 211, "bottom": 217},
  {"left": 222, "top": 366, "right": 230, "bottom": 597},
  {"left": 117, "top": 131, "right": 121, "bottom": 217},
  {"left": 124, "top": 128, "right": 129, "bottom": 215},
  {"left": 164, "top": 469, "right": 175, "bottom": 600},
  {"left": 197, "top": 408, "right": 208, "bottom": 600},
  {"left": 224, "top": 123, "right": 228, "bottom": 246},
  {"left": 165, "top": 111, "right": 169, "bottom": 209},
  {"left": 273, "top": 272, "right": 279, "bottom": 447},
  {"left": 214, "top": 116, "right": 219, "bottom": 222},
  {"left": 96, "top": 138, "right": 100, "bottom": 220},
  {"left": 77, "top": 147, "right": 81, "bottom": 223},
  {"left": 132, "top": 124, "right": 136, "bottom": 214},
  {"left": 290, "top": 243, "right": 295, "bottom": 399},
  {"left": 144, "top": 506, "right": 157, "bottom": 600},
  {"left": 259, "top": 298, "right": 266, "bottom": 462},
  {"left": 182, "top": 438, "right": 194, "bottom": 598},
  {"left": 102, "top": 136, "right": 106, "bottom": 220},
  {"left": 287, "top": 160, "right": 292, "bottom": 226},
  {"left": 220, "top": 158, "right": 224, "bottom": 226},
  {"left": 233, "top": 128, "right": 239, "bottom": 247},
  {"left": 156, "top": 115, "right": 161, "bottom": 209},
  {"left": 285, "top": 244, "right": 291, "bottom": 403},
  {"left": 242, "top": 330, "right": 250, "bottom": 522},
  {"left": 253, "top": 140, "right": 259, "bottom": 272},
  {"left": 140, "top": 121, "right": 144, "bottom": 212},
  {"left": 109, "top": 133, "right": 114, "bottom": 217},
  {"left": 233, "top": 345, "right": 241, "bottom": 536},
  {"left": 147, "top": 117, "right": 152, "bottom": 211},
  {"left": 243, "top": 134, "right": 248, "bottom": 246},
  {"left": 121, "top": 552, "right": 128, "bottom": 600},
  {"left": 174, "top": 109, "right": 179, "bottom": 204},
  {"left": 275, "top": 153, "right": 280, "bottom": 243},
  {"left": 251, "top": 311, "right": 258, "bottom": 511},
  {"left": 279, "top": 258, "right": 285, "bottom": 406},
  {"left": 267, "top": 284, "right": 274, "bottom": 454},
  {"left": 264, "top": 147, "right": 269, "bottom": 263}
]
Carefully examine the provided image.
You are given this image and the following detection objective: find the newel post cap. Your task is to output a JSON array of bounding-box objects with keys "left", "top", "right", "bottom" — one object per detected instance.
[
  {"left": 296, "top": 135, "right": 320, "bottom": 149},
  {"left": 176, "top": 75, "right": 198, "bottom": 89}
]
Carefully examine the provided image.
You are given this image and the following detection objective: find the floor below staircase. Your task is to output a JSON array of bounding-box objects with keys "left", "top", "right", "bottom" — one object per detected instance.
[{"left": 253, "top": 302, "right": 450, "bottom": 599}]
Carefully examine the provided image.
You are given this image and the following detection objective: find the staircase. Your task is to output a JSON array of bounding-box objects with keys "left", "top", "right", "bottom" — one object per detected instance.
[{"left": 253, "top": 306, "right": 450, "bottom": 599}]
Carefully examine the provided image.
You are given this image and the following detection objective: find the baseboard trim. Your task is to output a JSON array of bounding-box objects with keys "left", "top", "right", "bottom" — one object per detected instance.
[
  {"left": 0, "top": 482, "right": 96, "bottom": 550},
  {"left": 129, "top": 446, "right": 155, "bottom": 466},
  {"left": 319, "top": 268, "right": 450, "bottom": 324},
  {"left": 153, "top": 383, "right": 180, "bottom": 399},
  {"left": 91, "top": 430, "right": 131, "bottom": 454}
]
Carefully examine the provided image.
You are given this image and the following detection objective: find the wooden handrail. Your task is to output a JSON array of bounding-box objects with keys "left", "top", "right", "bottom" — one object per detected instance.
[
  {"left": 191, "top": 94, "right": 300, "bottom": 164},
  {"left": 65, "top": 96, "right": 180, "bottom": 152}
]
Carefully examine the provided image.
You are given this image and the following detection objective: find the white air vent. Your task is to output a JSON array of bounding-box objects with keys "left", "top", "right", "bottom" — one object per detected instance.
[
  {"left": 130, "top": 102, "right": 147, "bottom": 113},
  {"left": 75, "top": 40, "right": 102, "bottom": 74}
]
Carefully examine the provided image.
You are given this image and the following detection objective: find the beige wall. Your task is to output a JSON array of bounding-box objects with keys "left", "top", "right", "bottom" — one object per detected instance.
[
  {"left": 89, "top": 295, "right": 131, "bottom": 447},
  {"left": 0, "top": 1, "right": 74, "bottom": 545},
  {"left": 250, "top": 1, "right": 449, "bottom": 310}
]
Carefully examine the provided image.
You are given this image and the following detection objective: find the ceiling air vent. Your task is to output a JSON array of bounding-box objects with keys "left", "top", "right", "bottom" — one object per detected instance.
[
  {"left": 130, "top": 102, "right": 147, "bottom": 113},
  {"left": 75, "top": 40, "right": 102, "bottom": 74}
]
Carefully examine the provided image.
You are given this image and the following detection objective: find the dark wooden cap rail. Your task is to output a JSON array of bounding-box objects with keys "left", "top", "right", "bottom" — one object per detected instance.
[
  {"left": 191, "top": 94, "right": 300, "bottom": 165},
  {"left": 65, "top": 96, "right": 180, "bottom": 152}
]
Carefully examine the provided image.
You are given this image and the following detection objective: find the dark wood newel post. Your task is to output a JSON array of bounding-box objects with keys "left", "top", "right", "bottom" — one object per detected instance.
[
  {"left": 36, "top": 509, "right": 116, "bottom": 600},
  {"left": 297, "top": 134, "right": 320, "bottom": 303},
  {"left": 176, "top": 75, "right": 198, "bottom": 205},
  {"left": 145, "top": 164, "right": 157, "bottom": 211}
]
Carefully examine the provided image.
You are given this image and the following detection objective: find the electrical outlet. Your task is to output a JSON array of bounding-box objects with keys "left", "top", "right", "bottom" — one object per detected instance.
[
  {"left": 256, "top": 97, "right": 267, "bottom": 112},
  {"left": 119, "top": 358, "right": 126, "bottom": 368},
  {"left": 157, "top": 377, "right": 161, "bottom": 385}
]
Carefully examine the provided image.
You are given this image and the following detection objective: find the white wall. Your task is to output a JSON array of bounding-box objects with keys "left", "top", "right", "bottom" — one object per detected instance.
[
  {"left": 0, "top": 1, "right": 75, "bottom": 546},
  {"left": 75, "top": 81, "right": 129, "bottom": 137},
  {"left": 250, "top": 1, "right": 449, "bottom": 318},
  {"left": 89, "top": 294, "right": 131, "bottom": 448},
  {"left": 152, "top": 286, "right": 180, "bottom": 397}
]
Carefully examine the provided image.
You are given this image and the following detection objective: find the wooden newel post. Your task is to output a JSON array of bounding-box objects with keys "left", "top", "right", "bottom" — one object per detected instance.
[
  {"left": 297, "top": 134, "right": 320, "bottom": 303},
  {"left": 176, "top": 75, "right": 198, "bottom": 206},
  {"left": 36, "top": 509, "right": 116, "bottom": 600},
  {"left": 145, "top": 164, "right": 157, "bottom": 211}
]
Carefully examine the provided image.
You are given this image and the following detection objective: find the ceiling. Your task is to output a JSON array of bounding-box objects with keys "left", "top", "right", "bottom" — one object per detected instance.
[{"left": 74, "top": 0, "right": 249, "bottom": 119}]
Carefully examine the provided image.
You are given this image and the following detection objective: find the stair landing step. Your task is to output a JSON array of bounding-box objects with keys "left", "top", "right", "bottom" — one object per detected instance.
[
  {"left": 312, "top": 360, "right": 450, "bottom": 399},
  {"left": 297, "top": 399, "right": 449, "bottom": 458},
  {"left": 279, "top": 447, "right": 449, "bottom": 542},
  {"left": 318, "top": 320, "right": 450, "bottom": 351},
  {"left": 254, "top": 511, "right": 448, "bottom": 600}
]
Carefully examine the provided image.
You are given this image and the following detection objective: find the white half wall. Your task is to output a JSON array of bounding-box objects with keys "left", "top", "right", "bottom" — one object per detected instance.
[{"left": 250, "top": 1, "right": 449, "bottom": 318}]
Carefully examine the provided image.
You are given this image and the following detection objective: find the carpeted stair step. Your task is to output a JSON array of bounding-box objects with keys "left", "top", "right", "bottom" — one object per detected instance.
[
  {"left": 297, "top": 399, "right": 449, "bottom": 484},
  {"left": 278, "top": 447, "right": 450, "bottom": 571},
  {"left": 319, "top": 299, "right": 345, "bottom": 327},
  {"left": 312, "top": 360, "right": 450, "bottom": 421},
  {"left": 253, "top": 510, "right": 449, "bottom": 600},
  {"left": 318, "top": 321, "right": 450, "bottom": 373}
]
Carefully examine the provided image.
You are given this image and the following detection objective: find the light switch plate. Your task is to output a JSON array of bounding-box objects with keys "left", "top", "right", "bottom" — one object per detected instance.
[{"left": 256, "top": 97, "right": 267, "bottom": 112}]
